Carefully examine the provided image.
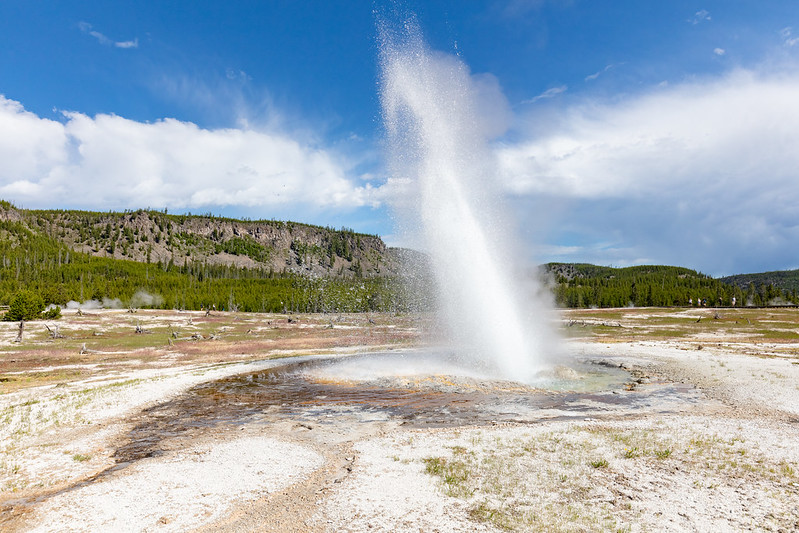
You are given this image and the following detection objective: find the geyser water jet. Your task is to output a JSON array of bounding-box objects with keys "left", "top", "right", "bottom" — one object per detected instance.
[{"left": 379, "top": 20, "right": 555, "bottom": 383}]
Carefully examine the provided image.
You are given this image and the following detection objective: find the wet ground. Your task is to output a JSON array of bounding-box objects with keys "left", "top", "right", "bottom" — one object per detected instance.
[{"left": 112, "top": 350, "right": 704, "bottom": 467}]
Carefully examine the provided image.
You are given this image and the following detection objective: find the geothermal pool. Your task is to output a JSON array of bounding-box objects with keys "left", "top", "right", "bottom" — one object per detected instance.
[{"left": 112, "top": 351, "right": 702, "bottom": 466}]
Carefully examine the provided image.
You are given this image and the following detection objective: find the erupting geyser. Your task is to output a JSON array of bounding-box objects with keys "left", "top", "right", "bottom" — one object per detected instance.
[{"left": 379, "top": 20, "right": 556, "bottom": 383}]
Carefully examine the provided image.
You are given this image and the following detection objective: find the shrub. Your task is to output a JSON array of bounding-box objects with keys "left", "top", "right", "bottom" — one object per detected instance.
[{"left": 42, "top": 306, "right": 62, "bottom": 320}]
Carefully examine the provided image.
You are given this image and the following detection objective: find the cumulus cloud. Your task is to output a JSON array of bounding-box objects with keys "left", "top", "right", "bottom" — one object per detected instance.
[
  {"left": 0, "top": 97, "right": 68, "bottom": 187},
  {"left": 0, "top": 95, "right": 379, "bottom": 212},
  {"left": 714, "top": 48, "right": 726, "bottom": 56},
  {"left": 499, "top": 69, "right": 799, "bottom": 274}
]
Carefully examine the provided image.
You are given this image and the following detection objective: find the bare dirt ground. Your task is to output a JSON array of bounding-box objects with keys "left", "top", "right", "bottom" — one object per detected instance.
[{"left": 1, "top": 307, "right": 798, "bottom": 531}]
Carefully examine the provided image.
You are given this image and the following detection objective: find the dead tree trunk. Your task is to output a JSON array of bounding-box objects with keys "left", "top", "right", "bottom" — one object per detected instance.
[{"left": 45, "top": 324, "right": 64, "bottom": 339}]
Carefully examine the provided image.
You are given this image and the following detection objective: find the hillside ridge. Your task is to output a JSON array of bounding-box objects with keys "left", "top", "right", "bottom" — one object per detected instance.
[
  {"left": 541, "top": 262, "right": 798, "bottom": 307},
  {"left": 719, "top": 269, "right": 799, "bottom": 293},
  {"left": 0, "top": 201, "right": 398, "bottom": 278}
]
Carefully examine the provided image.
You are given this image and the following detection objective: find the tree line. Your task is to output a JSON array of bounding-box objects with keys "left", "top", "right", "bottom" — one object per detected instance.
[
  {"left": 2, "top": 217, "right": 796, "bottom": 315},
  {"left": 546, "top": 263, "right": 799, "bottom": 308},
  {"left": 0, "top": 220, "right": 416, "bottom": 314}
]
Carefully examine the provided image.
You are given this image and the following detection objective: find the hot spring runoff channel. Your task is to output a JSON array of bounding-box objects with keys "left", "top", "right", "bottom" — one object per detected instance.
[{"left": 111, "top": 351, "right": 703, "bottom": 465}]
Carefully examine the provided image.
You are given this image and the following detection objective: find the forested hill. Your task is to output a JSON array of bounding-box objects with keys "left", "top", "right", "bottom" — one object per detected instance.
[
  {"left": 543, "top": 263, "right": 799, "bottom": 308},
  {"left": 2, "top": 198, "right": 796, "bottom": 312},
  {"left": 0, "top": 201, "right": 397, "bottom": 278},
  {"left": 0, "top": 201, "right": 417, "bottom": 313},
  {"left": 719, "top": 270, "right": 799, "bottom": 293}
]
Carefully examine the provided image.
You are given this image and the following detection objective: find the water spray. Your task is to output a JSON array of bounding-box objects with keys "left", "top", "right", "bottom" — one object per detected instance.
[{"left": 379, "top": 18, "right": 556, "bottom": 383}]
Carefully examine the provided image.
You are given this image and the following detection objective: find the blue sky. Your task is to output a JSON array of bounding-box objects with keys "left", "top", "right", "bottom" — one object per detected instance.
[{"left": 1, "top": 1, "right": 799, "bottom": 276}]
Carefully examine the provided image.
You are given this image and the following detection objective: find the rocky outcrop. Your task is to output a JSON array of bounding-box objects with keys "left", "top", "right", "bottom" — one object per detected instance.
[{"left": 5, "top": 202, "right": 400, "bottom": 278}]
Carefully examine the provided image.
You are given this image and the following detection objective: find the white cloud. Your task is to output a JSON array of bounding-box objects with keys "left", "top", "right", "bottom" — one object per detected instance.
[
  {"left": 0, "top": 97, "right": 68, "bottom": 182},
  {"left": 780, "top": 27, "right": 799, "bottom": 47},
  {"left": 115, "top": 38, "right": 139, "bottom": 49},
  {"left": 714, "top": 48, "right": 725, "bottom": 56},
  {"left": 0, "top": 95, "right": 380, "bottom": 213},
  {"left": 89, "top": 30, "right": 112, "bottom": 45},
  {"left": 584, "top": 63, "right": 624, "bottom": 82},
  {"left": 499, "top": 69, "right": 799, "bottom": 274},
  {"left": 225, "top": 69, "right": 251, "bottom": 82},
  {"left": 522, "top": 85, "right": 567, "bottom": 104},
  {"left": 501, "top": 69, "right": 799, "bottom": 198},
  {"left": 79, "top": 21, "right": 138, "bottom": 49},
  {"left": 690, "top": 9, "right": 711, "bottom": 25}
]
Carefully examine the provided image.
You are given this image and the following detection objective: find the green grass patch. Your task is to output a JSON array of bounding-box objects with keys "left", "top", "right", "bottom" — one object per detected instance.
[
  {"left": 654, "top": 448, "right": 673, "bottom": 459},
  {"left": 622, "top": 447, "right": 640, "bottom": 459},
  {"left": 0, "top": 369, "right": 86, "bottom": 391},
  {"left": 753, "top": 329, "right": 799, "bottom": 340},
  {"left": 423, "top": 456, "right": 472, "bottom": 498}
]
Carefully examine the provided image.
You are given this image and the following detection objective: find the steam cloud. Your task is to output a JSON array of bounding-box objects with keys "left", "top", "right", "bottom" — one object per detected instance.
[
  {"left": 64, "top": 290, "right": 163, "bottom": 310},
  {"left": 130, "top": 290, "right": 164, "bottom": 308}
]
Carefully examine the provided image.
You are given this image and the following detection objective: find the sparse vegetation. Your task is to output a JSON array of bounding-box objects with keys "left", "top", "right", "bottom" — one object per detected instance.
[
  {"left": 654, "top": 448, "right": 673, "bottom": 459},
  {"left": 2, "top": 305, "right": 799, "bottom": 530},
  {"left": 561, "top": 306, "right": 799, "bottom": 348},
  {"left": 420, "top": 423, "right": 799, "bottom": 532}
]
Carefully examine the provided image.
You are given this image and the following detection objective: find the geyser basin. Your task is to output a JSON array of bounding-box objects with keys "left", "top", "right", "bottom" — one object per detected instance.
[{"left": 112, "top": 351, "right": 702, "bottom": 467}]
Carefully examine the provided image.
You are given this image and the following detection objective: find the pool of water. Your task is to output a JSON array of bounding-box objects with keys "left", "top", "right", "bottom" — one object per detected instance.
[{"left": 111, "top": 350, "right": 702, "bottom": 466}]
